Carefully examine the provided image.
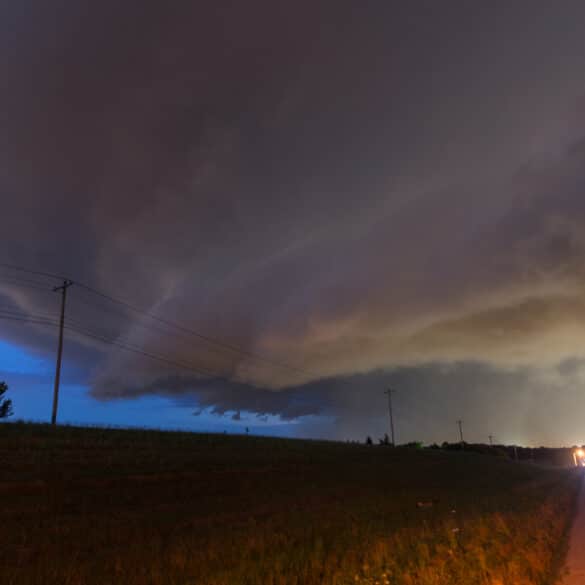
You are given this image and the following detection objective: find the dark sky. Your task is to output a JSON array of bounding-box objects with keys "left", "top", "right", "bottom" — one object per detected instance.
[{"left": 3, "top": 1, "right": 585, "bottom": 444}]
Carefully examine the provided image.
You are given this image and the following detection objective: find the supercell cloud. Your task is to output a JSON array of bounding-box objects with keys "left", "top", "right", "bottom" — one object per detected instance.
[{"left": 3, "top": 1, "right": 585, "bottom": 442}]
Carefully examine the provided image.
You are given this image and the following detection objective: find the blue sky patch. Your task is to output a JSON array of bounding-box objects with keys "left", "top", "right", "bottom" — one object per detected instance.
[{"left": 0, "top": 339, "right": 50, "bottom": 376}]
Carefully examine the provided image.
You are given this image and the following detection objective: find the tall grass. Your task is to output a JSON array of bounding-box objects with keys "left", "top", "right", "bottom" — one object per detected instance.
[{"left": 0, "top": 423, "right": 579, "bottom": 584}]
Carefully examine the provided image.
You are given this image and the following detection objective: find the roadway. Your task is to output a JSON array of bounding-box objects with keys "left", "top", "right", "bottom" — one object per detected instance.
[{"left": 562, "top": 471, "right": 585, "bottom": 584}]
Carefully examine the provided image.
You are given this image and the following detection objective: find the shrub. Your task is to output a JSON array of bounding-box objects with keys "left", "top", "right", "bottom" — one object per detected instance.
[{"left": 0, "top": 381, "right": 12, "bottom": 418}]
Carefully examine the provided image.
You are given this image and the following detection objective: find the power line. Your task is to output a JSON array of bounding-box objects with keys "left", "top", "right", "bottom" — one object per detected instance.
[
  {"left": 0, "top": 300, "right": 256, "bottom": 428},
  {"left": 0, "top": 302, "right": 240, "bottom": 382},
  {"left": 0, "top": 262, "right": 311, "bottom": 378},
  {"left": 0, "top": 305, "right": 112, "bottom": 337},
  {"left": 65, "top": 317, "right": 264, "bottom": 382},
  {"left": 0, "top": 311, "right": 239, "bottom": 385},
  {"left": 76, "top": 282, "right": 309, "bottom": 377},
  {"left": 0, "top": 301, "right": 249, "bottom": 384},
  {"left": 0, "top": 299, "right": 132, "bottom": 342},
  {"left": 0, "top": 277, "right": 53, "bottom": 292},
  {"left": 0, "top": 312, "right": 59, "bottom": 328},
  {"left": 70, "top": 293, "right": 215, "bottom": 343},
  {"left": 64, "top": 323, "right": 222, "bottom": 379},
  {"left": 0, "top": 276, "right": 228, "bottom": 372},
  {"left": 0, "top": 305, "right": 60, "bottom": 322},
  {"left": 0, "top": 263, "right": 67, "bottom": 282},
  {"left": 0, "top": 305, "right": 59, "bottom": 321},
  {"left": 66, "top": 295, "right": 252, "bottom": 376},
  {"left": 69, "top": 293, "right": 267, "bottom": 370},
  {"left": 0, "top": 275, "right": 52, "bottom": 287}
]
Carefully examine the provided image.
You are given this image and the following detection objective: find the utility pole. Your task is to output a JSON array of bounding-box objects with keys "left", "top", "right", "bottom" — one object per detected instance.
[
  {"left": 457, "top": 419, "right": 464, "bottom": 446},
  {"left": 384, "top": 388, "right": 396, "bottom": 446},
  {"left": 488, "top": 434, "right": 493, "bottom": 446},
  {"left": 51, "top": 279, "right": 73, "bottom": 425}
]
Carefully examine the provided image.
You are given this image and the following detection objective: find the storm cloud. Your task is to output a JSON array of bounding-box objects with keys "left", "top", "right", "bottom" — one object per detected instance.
[{"left": 3, "top": 1, "right": 585, "bottom": 443}]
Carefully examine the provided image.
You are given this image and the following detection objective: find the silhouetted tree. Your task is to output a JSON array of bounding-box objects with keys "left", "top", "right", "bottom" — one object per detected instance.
[
  {"left": 0, "top": 381, "right": 12, "bottom": 418},
  {"left": 379, "top": 433, "right": 390, "bottom": 446},
  {"left": 365, "top": 436, "right": 373, "bottom": 445}
]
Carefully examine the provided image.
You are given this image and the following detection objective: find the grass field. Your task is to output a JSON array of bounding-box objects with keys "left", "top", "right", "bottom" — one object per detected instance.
[{"left": 0, "top": 423, "right": 580, "bottom": 585}]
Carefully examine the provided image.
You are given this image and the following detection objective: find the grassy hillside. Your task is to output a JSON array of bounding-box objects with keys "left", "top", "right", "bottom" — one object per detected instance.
[{"left": 0, "top": 423, "right": 579, "bottom": 585}]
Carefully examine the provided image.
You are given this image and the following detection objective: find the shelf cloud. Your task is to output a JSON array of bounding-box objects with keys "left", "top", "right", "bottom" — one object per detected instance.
[{"left": 3, "top": 1, "right": 585, "bottom": 442}]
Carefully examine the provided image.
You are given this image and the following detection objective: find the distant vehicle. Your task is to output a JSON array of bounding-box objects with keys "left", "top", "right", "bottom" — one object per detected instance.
[{"left": 573, "top": 448, "right": 585, "bottom": 467}]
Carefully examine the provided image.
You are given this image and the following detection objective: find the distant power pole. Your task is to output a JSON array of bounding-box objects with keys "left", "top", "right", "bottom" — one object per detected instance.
[
  {"left": 384, "top": 388, "right": 396, "bottom": 446},
  {"left": 457, "top": 419, "right": 464, "bottom": 446},
  {"left": 488, "top": 434, "right": 493, "bottom": 446},
  {"left": 51, "top": 279, "right": 74, "bottom": 425}
]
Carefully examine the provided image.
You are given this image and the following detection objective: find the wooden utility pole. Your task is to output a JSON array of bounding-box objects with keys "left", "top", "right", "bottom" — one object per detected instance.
[
  {"left": 457, "top": 419, "right": 464, "bottom": 446},
  {"left": 488, "top": 434, "right": 493, "bottom": 446},
  {"left": 51, "top": 279, "right": 73, "bottom": 425},
  {"left": 384, "top": 388, "right": 396, "bottom": 446}
]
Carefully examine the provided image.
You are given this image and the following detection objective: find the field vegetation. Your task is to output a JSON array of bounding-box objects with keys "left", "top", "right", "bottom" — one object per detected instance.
[{"left": 0, "top": 422, "right": 579, "bottom": 585}]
